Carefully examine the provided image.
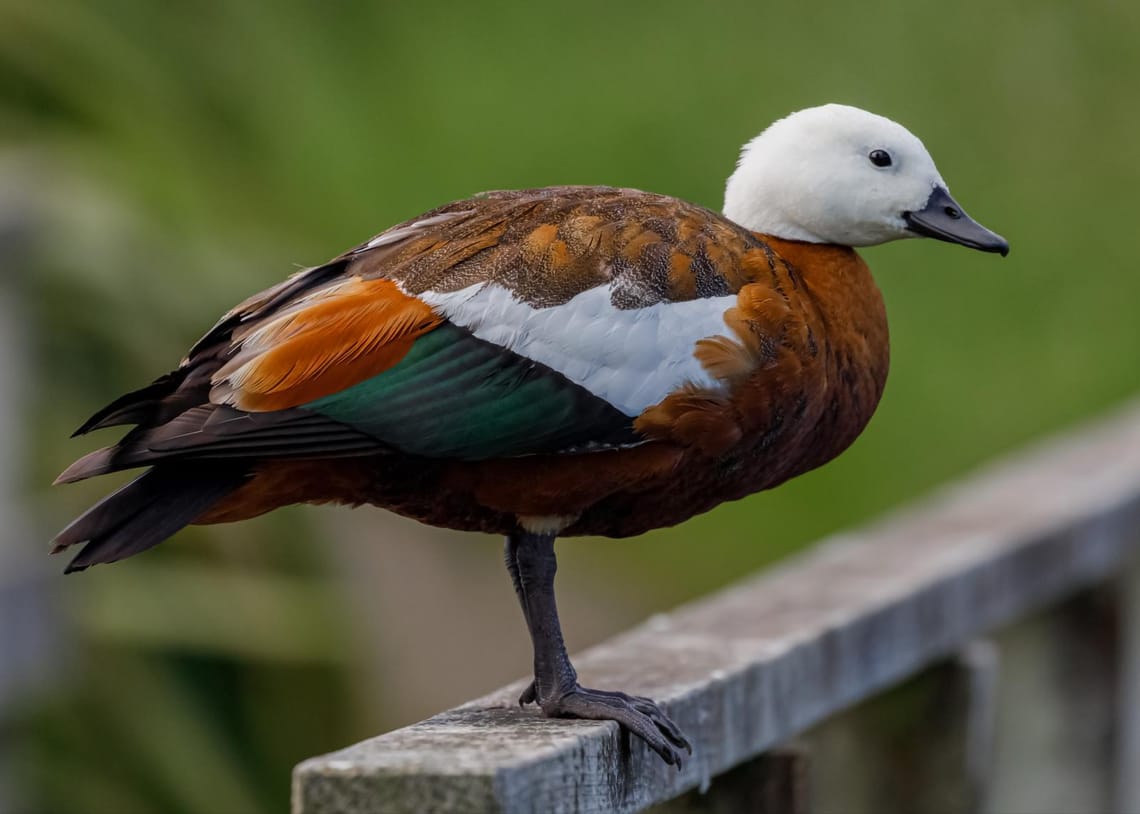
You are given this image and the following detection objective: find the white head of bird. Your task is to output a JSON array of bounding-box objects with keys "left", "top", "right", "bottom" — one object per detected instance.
[{"left": 723, "top": 103, "right": 1008, "bottom": 255}]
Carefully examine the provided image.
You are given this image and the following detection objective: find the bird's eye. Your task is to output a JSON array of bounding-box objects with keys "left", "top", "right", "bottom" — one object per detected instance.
[{"left": 869, "top": 149, "right": 892, "bottom": 168}]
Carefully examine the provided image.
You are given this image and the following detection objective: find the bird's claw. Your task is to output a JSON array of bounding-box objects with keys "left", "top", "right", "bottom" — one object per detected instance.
[{"left": 520, "top": 682, "right": 691, "bottom": 769}]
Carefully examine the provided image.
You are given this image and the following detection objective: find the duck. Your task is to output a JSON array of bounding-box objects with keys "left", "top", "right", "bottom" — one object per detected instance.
[{"left": 53, "top": 103, "right": 1008, "bottom": 768}]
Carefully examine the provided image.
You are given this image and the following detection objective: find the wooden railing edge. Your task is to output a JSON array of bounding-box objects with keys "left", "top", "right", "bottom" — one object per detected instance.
[{"left": 293, "top": 398, "right": 1140, "bottom": 814}]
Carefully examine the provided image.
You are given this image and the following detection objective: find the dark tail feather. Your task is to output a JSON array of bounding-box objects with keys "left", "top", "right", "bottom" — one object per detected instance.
[
  {"left": 52, "top": 464, "right": 248, "bottom": 573},
  {"left": 72, "top": 373, "right": 185, "bottom": 437},
  {"left": 54, "top": 446, "right": 118, "bottom": 485}
]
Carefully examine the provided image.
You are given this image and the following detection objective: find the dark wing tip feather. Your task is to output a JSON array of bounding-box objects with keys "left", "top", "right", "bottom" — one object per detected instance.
[
  {"left": 60, "top": 405, "right": 385, "bottom": 484},
  {"left": 52, "top": 465, "right": 248, "bottom": 573},
  {"left": 54, "top": 446, "right": 118, "bottom": 485},
  {"left": 72, "top": 374, "right": 186, "bottom": 437}
]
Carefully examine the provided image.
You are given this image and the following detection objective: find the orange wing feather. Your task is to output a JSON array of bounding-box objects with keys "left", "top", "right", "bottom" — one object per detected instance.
[{"left": 212, "top": 278, "right": 442, "bottom": 412}]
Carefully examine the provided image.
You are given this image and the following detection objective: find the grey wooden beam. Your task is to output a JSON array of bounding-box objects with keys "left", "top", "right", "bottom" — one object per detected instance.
[
  {"left": 649, "top": 748, "right": 809, "bottom": 814},
  {"left": 958, "top": 639, "right": 1000, "bottom": 814},
  {"left": 794, "top": 638, "right": 998, "bottom": 814},
  {"left": 987, "top": 590, "right": 1118, "bottom": 814},
  {"left": 294, "top": 399, "right": 1140, "bottom": 814}
]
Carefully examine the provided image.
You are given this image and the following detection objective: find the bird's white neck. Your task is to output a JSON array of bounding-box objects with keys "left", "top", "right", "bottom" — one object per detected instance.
[{"left": 722, "top": 144, "right": 831, "bottom": 243}]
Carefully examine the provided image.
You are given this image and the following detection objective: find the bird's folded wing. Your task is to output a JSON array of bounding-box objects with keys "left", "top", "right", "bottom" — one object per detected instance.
[{"left": 64, "top": 187, "right": 776, "bottom": 476}]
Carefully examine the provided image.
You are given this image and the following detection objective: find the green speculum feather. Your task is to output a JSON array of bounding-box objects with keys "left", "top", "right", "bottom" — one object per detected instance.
[{"left": 304, "top": 324, "right": 637, "bottom": 459}]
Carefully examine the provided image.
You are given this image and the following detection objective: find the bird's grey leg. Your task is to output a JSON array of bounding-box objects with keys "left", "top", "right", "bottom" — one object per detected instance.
[
  {"left": 504, "top": 536, "right": 539, "bottom": 705},
  {"left": 506, "top": 530, "right": 692, "bottom": 768}
]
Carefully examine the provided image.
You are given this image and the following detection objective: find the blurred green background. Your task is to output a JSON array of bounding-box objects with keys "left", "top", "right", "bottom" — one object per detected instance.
[{"left": 2, "top": 0, "right": 1138, "bottom": 811}]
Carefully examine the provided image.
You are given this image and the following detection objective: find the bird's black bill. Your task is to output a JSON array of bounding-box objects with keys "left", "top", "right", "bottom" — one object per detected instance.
[{"left": 904, "top": 186, "right": 1009, "bottom": 256}]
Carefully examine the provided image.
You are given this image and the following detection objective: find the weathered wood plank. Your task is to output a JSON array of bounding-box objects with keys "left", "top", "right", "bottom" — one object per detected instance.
[
  {"left": 294, "top": 400, "right": 1140, "bottom": 814},
  {"left": 798, "top": 638, "right": 1000, "bottom": 814},
  {"left": 987, "top": 591, "right": 1118, "bottom": 814},
  {"left": 650, "top": 748, "right": 808, "bottom": 814},
  {"left": 959, "top": 639, "right": 1000, "bottom": 814}
]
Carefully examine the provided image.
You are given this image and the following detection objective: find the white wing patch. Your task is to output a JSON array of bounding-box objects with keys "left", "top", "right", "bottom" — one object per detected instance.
[{"left": 415, "top": 283, "right": 735, "bottom": 416}]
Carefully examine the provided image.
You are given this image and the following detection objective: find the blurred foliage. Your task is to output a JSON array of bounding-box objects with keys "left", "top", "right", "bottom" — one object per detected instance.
[{"left": 2, "top": 0, "right": 1140, "bottom": 811}]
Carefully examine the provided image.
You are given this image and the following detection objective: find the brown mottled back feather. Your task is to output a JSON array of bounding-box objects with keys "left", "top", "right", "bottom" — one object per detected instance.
[{"left": 343, "top": 186, "right": 767, "bottom": 307}]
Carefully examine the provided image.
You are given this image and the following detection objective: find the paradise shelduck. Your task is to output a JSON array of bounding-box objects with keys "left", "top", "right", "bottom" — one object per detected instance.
[{"left": 54, "top": 104, "right": 1008, "bottom": 767}]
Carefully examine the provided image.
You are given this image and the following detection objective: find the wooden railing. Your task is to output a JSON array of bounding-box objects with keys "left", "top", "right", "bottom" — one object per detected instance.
[{"left": 292, "top": 400, "right": 1140, "bottom": 814}]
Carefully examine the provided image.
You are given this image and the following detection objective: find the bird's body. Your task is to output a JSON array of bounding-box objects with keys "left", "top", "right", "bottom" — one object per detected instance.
[
  {"left": 58, "top": 186, "right": 889, "bottom": 542},
  {"left": 54, "top": 105, "right": 1008, "bottom": 767}
]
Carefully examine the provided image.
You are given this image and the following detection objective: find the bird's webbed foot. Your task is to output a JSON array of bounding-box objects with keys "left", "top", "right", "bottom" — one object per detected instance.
[
  {"left": 520, "top": 680, "right": 691, "bottom": 768},
  {"left": 507, "top": 530, "right": 691, "bottom": 768}
]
